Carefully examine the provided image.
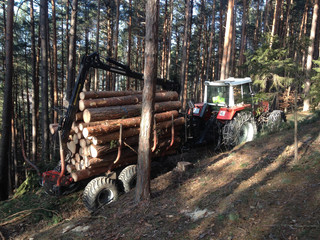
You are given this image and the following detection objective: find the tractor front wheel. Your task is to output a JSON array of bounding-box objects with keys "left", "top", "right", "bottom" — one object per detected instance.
[
  {"left": 222, "top": 111, "right": 257, "bottom": 148},
  {"left": 83, "top": 176, "right": 118, "bottom": 212}
]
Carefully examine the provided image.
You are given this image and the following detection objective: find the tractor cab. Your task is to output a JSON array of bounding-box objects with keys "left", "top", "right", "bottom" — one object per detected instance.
[
  {"left": 192, "top": 77, "right": 254, "bottom": 120},
  {"left": 204, "top": 77, "right": 253, "bottom": 108}
]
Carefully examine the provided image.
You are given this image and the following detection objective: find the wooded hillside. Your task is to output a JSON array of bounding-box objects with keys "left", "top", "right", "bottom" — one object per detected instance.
[{"left": 0, "top": 0, "right": 320, "bottom": 200}]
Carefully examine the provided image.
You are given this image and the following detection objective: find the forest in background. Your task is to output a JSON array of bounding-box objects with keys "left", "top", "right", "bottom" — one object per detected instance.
[{"left": 0, "top": 0, "right": 320, "bottom": 200}]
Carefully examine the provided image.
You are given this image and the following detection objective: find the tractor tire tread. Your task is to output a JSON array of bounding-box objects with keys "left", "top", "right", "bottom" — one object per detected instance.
[
  {"left": 118, "top": 165, "right": 137, "bottom": 193},
  {"left": 83, "top": 176, "right": 118, "bottom": 213}
]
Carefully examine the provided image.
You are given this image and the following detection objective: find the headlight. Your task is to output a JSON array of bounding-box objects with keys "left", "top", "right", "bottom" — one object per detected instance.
[
  {"left": 193, "top": 108, "right": 200, "bottom": 114},
  {"left": 219, "top": 110, "right": 226, "bottom": 116}
]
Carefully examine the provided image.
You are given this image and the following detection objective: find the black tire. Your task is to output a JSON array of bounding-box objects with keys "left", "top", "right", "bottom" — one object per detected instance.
[
  {"left": 222, "top": 111, "right": 257, "bottom": 148},
  {"left": 118, "top": 165, "right": 137, "bottom": 193},
  {"left": 83, "top": 177, "right": 118, "bottom": 212}
]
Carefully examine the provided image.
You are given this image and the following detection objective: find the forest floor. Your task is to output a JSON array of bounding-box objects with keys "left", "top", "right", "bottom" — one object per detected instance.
[{"left": 1, "top": 110, "right": 320, "bottom": 240}]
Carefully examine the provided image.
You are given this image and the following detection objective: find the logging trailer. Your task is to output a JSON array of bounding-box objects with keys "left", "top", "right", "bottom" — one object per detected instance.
[{"left": 23, "top": 52, "right": 285, "bottom": 212}]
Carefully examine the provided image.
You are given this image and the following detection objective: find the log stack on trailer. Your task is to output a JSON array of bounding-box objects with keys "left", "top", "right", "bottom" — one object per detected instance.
[{"left": 62, "top": 90, "right": 183, "bottom": 182}]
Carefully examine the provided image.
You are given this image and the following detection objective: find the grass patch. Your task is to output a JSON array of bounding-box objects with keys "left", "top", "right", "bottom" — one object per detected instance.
[
  {"left": 228, "top": 212, "right": 239, "bottom": 221},
  {"left": 0, "top": 185, "right": 80, "bottom": 227},
  {"left": 240, "top": 162, "right": 249, "bottom": 168}
]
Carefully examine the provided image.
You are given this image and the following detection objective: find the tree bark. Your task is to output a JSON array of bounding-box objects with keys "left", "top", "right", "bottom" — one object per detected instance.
[
  {"left": 67, "top": 0, "right": 78, "bottom": 101},
  {"left": 83, "top": 100, "right": 181, "bottom": 123},
  {"left": 51, "top": 0, "right": 58, "bottom": 124},
  {"left": 180, "top": 0, "right": 192, "bottom": 111},
  {"left": 83, "top": 110, "right": 179, "bottom": 138},
  {"left": 161, "top": 0, "right": 168, "bottom": 79},
  {"left": 80, "top": 90, "right": 141, "bottom": 100},
  {"left": 314, "top": 3, "right": 320, "bottom": 59},
  {"left": 127, "top": 0, "right": 133, "bottom": 90},
  {"left": 40, "top": 0, "right": 49, "bottom": 162},
  {"left": 112, "top": 0, "right": 120, "bottom": 91},
  {"left": 270, "top": 0, "right": 282, "bottom": 47},
  {"left": 166, "top": 0, "right": 174, "bottom": 81},
  {"left": 94, "top": 0, "right": 101, "bottom": 91},
  {"left": 303, "top": 0, "right": 319, "bottom": 111},
  {"left": 91, "top": 117, "right": 184, "bottom": 146},
  {"left": 135, "top": 0, "right": 159, "bottom": 203},
  {"left": 253, "top": 0, "right": 260, "bottom": 49},
  {"left": 217, "top": 2, "right": 225, "bottom": 80},
  {"left": 64, "top": 0, "right": 70, "bottom": 94},
  {"left": 239, "top": 0, "right": 247, "bottom": 76},
  {"left": 79, "top": 91, "right": 178, "bottom": 111},
  {"left": 30, "top": 0, "right": 39, "bottom": 163},
  {"left": 0, "top": 0, "right": 13, "bottom": 200},
  {"left": 206, "top": 0, "right": 216, "bottom": 82},
  {"left": 220, "top": 0, "right": 234, "bottom": 80}
]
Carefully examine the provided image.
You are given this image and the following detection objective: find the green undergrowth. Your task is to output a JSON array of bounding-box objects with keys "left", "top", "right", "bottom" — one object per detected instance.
[
  {"left": 0, "top": 180, "right": 81, "bottom": 226},
  {"left": 13, "top": 172, "right": 40, "bottom": 198}
]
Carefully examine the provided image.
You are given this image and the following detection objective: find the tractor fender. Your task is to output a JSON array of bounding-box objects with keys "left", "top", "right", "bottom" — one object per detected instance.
[
  {"left": 217, "top": 104, "right": 251, "bottom": 121},
  {"left": 190, "top": 103, "right": 209, "bottom": 118}
]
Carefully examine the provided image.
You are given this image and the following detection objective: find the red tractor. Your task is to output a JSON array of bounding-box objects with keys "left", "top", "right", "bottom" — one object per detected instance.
[{"left": 187, "top": 77, "right": 285, "bottom": 149}]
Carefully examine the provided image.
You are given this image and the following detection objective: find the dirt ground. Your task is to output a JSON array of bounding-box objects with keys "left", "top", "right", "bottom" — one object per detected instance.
[{"left": 1, "top": 111, "right": 320, "bottom": 240}]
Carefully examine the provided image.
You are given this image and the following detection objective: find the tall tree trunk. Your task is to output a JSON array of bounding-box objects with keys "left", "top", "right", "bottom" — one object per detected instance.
[
  {"left": 313, "top": 3, "right": 320, "bottom": 60},
  {"left": 166, "top": 0, "right": 174, "bottom": 81},
  {"left": 113, "top": 0, "right": 120, "bottom": 91},
  {"left": 263, "top": 0, "right": 270, "bottom": 33},
  {"left": 230, "top": 3, "right": 236, "bottom": 77},
  {"left": 127, "top": 0, "right": 132, "bottom": 90},
  {"left": 206, "top": 0, "right": 216, "bottom": 82},
  {"left": 283, "top": 0, "right": 292, "bottom": 48},
  {"left": 51, "top": 0, "right": 58, "bottom": 124},
  {"left": 67, "top": 0, "right": 78, "bottom": 101},
  {"left": 94, "top": 0, "right": 101, "bottom": 91},
  {"left": 174, "top": 25, "right": 180, "bottom": 81},
  {"left": 135, "top": 0, "right": 159, "bottom": 203},
  {"left": 1, "top": 2, "right": 5, "bottom": 74},
  {"left": 106, "top": 6, "right": 113, "bottom": 90},
  {"left": 303, "top": 0, "right": 319, "bottom": 111},
  {"left": 40, "top": 0, "right": 49, "bottom": 162},
  {"left": 239, "top": 0, "right": 247, "bottom": 77},
  {"left": 253, "top": 0, "right": 260, "bottom": 49},
  {"left": 220, "top": 0, "right": 234, "bottom": 80},
  {"left": 194, "top": 0, "right": 204, "bottom": 101},
  {"left": 180, "top": 0, "right": 192, "bottom": 111},
  {"left": 294, "top": 0, "right": 309, "bottom": 62},
  {"left": 0, "top": 0, "right": 14, "bottom": 200},
  {"left": 161, "top": 0, "right": 168, "bottom": 79},
  {"left": 270, "top": 0, "right": 282, "bottom": 47},
  {"left": 24, "top": 34, "right": 31, "bottom": 158},
  {"left": 217, "top": 2, "right": 225, "bottom": 80},
  {"left": 65, "top": 1, "right": 70, "bottom": 94}
]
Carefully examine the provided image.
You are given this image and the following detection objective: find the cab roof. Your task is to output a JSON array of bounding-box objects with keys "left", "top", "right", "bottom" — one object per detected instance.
[{"left": 204, "top": 77, "right": 252, "bottom": 86}]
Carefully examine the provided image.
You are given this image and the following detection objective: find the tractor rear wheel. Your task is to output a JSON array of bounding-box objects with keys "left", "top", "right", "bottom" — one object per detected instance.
[
  {"left": 222, "top": 111, "right": 257, "bottom": 148},
  {"left": 83, "top": 176, "right": 118, "bottom": 212},
  {"left": 118, "top": 165, "right": 137, "bottom": 193}
]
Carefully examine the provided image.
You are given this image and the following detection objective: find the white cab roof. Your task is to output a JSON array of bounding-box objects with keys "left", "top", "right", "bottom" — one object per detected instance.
[{"left": 204, "top": 77, "right": 252, "bottom": 86}]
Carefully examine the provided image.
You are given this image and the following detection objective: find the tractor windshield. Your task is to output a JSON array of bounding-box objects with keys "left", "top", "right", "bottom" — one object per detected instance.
[{"left": 207, "top": 85, "right": 229, "bottom": 106}]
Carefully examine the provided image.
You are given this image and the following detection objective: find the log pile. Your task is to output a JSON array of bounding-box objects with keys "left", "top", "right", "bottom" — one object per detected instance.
[{"left": 61, "top": 90, "right": 183, "bottom": 182}]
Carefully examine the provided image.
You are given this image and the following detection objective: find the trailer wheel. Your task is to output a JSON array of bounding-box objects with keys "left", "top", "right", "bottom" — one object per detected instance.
[
  {"left": 222, "top": 111, "right": 257, "bottom": 148},
  {"left": 83, "top": 176, "right": 118, "bottom": 212},
  {"left": 118, "top": 165, "right": 137, "bottom": 193}
]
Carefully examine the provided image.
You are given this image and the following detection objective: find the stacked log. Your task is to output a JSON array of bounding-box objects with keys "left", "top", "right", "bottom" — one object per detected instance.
[{"left": 61, "top": 90, "right": 183, "bottom": 182}]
